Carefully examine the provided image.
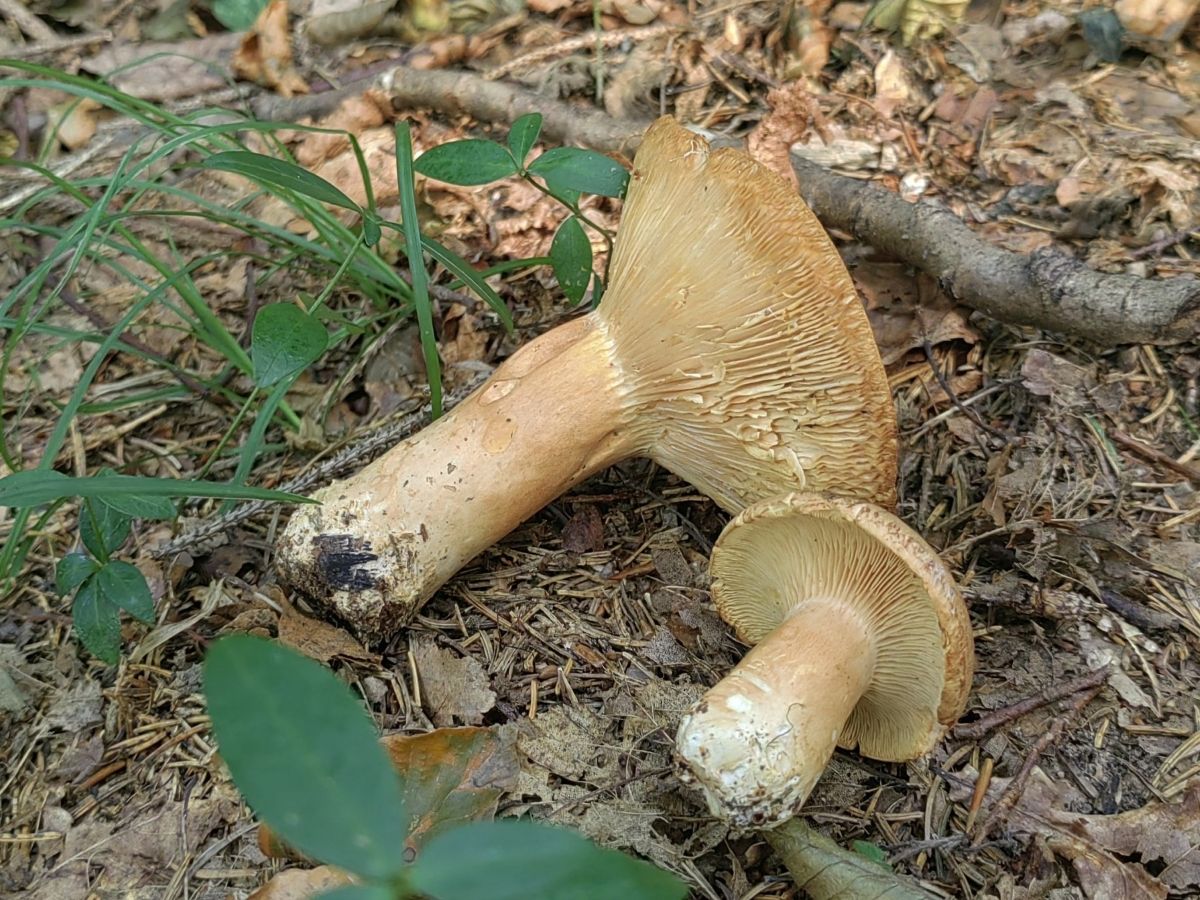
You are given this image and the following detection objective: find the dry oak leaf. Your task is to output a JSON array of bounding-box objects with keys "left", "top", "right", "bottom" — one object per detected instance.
[
  {"left": 746, "top": 81, "right": 819, "bottom": 186},
  {"left": 982, "top": 767, "right": 1200, "bottom": 899},
  {"left": 248, "top": 865, "right": 354, "bottom": 900},
  {"left": 852, "top": 261, "right": 979, "bottom": 365},
  {"left": 411, "top": 637, "right": 496, "bottom": 727},
  {"left": 278, "top": 608, "right": 379, "bottom": 666},
  {"left": 383, "top": 724, "right": 520, "bottom": 851},
  {"left": 233, "top": 0, "right": 309, "bottom": 97},
  {"left": 259, "top": 725, "right": 519, "bottom": 865}
]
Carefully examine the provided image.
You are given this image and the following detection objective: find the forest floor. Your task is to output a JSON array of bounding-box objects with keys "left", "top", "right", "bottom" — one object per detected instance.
[{"left": 1, "top": 0, "right": 1199, "bottom": 897}]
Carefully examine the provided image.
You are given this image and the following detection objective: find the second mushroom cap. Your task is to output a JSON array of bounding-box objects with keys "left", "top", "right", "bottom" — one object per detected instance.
[{"left": 675, "top": 492, "right": 975, "bottom": 827}]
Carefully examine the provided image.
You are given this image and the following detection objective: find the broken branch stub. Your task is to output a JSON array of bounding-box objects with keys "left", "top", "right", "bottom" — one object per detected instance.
[
  {"left": 276, "top": 117, "right": 898, "bottom": 642},
  {"left": 790, "top": 153, "right": 1200, "bottom": 344}
]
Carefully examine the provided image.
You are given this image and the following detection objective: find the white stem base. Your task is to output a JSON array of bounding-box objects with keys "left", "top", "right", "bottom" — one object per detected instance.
[{"left": 675, "top": 598, "right": 875, "bottom": 826}]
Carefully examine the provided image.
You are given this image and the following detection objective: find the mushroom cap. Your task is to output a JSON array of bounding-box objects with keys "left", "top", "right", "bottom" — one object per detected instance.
[
  {"left": 601, "top": 117, "right": 898, "bottom": 511},
  {"left": 709, "top": 492, "right": 974, "bottom": 761}
]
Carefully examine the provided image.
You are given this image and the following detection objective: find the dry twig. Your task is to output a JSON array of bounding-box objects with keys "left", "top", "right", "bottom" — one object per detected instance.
[
  {"left": 254, "top": 64, "right": 1200, "bottom": 344},
  {"left": 790, "top": 154, "right": 1200, "bottom": 344},
  {"left": 954, "top": 666, "right": 1109, "bottom": 741},
  {"left": 972, "top": 680, "right": 1105, "bottom": 844}
]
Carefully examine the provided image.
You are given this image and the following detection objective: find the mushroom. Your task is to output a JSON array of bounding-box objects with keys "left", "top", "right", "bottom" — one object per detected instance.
[
  {"left": 276, "top": 116, "right": 898, "bottom": 641},
  {"left": 675, "top": 492, "right": 974, "bottom": 827}
]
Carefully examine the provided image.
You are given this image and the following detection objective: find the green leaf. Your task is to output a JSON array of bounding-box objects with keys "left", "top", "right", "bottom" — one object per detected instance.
[
  {"left": 96, "top": 561, "right": 155, "bottom": 624},
  {"left": 414, "top": 139, "right": 518, "bottom": 186},
  {"left": 1079, "top": 8, "right": 1125, "bottom": 62},
  {"left": 203, "top": 635, "right": 409, "bottom": 881},
  {"left": 73, "top": 579, "right": 121, "bottom": 665},
  {"left": 362, "top": 215, "right": 382, "bottom": 247},
  {"left": 100, "top": 492, "right": 176, "bottom": 520},
  {"left": 420, "top": 236, "right": 513, "bottom": 333},
  {"left": 507, "top": 114, "right": 543, "bottom": 168},
  {"left": 395, "top": 122, "right": 443, "bottom": 419},
  {"left": 767, "top": 819, "right": 933, "bottom": 900},
  {"left": 204, "top": 151, "right": 361, "bottom": 212},
  {"left": 318, "top": 886, "right": 394, "bottom": 900},
  {"left": 211, "top": 0, "right": 270, "bottom": 30},
  {"left": 0, "top": 470, "right": 315, "bottom": 509},
  {"left": 549, "top": 217, "right": 592, "bottom": 306},
  {"left": 543, "top": 182, "right": 582, "bottom": 208},
  {"left": 409, "top": 820, "right": 687, "bottom": 900},
  {"left": 251, "top": 303, "right": 330, "bottom": 388},
  {"left": 80, "top": 497, "right": 130, "bottom": 561},
  {"left": 56, "top": 551, "right": 98, "bottom": 596},
  {"left": 851, "top": 839, "right": 892, "bottom": 870},
  {"left": 527, "top": 148, "right": 629, "bottom": 198}
]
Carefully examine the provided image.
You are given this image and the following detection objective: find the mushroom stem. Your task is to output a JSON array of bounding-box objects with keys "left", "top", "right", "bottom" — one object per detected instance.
[
  {"left": 675, "top": 597, "right": 875, "bottom": 826},
  {"left": 277, "top": 314, "right": 637, "bottom": 638}
]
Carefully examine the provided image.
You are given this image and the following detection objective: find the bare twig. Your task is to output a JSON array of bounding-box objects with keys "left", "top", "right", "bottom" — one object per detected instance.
[
  {"left": 484, "top": 24, "right": 676, "bottom": 82},
  {"left": 0, "top": 0, "right": 57, "bottom": 42},
  {"left": 921, "top": 340, "right": 1011, "bottom": 443},
  {"left": 972, "top": 680, "right": 1105, "bottom": 844},
  {"left": 954, "top": 665, "right": 1109, "bottom": 741},
  {"left": 251, "top": 67, "right": 651, "bottom": 155},
  {"left": 1108, "top": 428, "right": 1200, "bottom": 484},
  {"left": 790, "top": 154, "right": 1200, "bottom": 344},
  {"left": 254, "top": 66, "right": 1200, "bottom": 344}
]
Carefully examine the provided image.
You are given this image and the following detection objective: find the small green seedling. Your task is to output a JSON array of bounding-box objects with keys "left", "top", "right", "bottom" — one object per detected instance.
[
  {"left": 203, "top": 634, "right": 688, "bottom": 900},
  {"left": 0, "top": 469, "right": 311, "bottom": 663},
  {"left": 414, "top": 113, "right": 629, "bottom": 306}
]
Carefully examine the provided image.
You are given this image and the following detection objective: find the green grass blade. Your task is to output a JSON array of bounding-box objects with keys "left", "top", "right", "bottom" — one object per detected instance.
[{"left": 394, "top": 121, "right": 442, "bottom": 418}]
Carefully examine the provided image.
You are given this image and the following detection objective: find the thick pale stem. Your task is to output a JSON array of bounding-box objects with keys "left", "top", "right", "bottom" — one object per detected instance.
[
  {"left": 675, "top": 598, "right": 875, "bottom": 826},
  {"left": 276, "top": 315, "right": 636, "bottom": 640}
]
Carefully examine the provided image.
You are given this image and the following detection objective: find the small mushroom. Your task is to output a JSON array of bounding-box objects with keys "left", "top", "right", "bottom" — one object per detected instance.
[
  {"left": 675, "top": 492, "right": 974, "bottom": 827},
  {"left": 276, "top": 117, "right": 897, "bottom": 641}
]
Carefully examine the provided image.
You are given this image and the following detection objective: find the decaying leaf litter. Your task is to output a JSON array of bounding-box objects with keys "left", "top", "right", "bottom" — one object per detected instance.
[{"left": 1, "top": 0, "right": 1199, "bottom": 896}]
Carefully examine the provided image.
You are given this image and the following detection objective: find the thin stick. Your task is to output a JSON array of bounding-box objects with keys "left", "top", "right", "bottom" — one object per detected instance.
[
  {"left": 972, "top": 681, "right": 1104, "bottom": 844},
  {"left": 953, "top": 665, "right": 1109, "bottom": 741},
  {"left": 1109, "top": 428, "right": 1200, "bottom": 484}
]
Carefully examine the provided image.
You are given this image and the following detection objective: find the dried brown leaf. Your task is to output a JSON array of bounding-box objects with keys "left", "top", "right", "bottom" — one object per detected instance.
[
  {"left": 29, "top": 796, "right": 238, "bottom": 898},
  {"left": 83, "top": 34, "right": 240, "bottom": 101},
  {"left": 411, "top": 638, "right": 496, "bottom": 727},
  {"left": 981, "top": 767, "right": 1200, "bottom": 898},
  {"left": 248, "top": 865, "right": 355, "bottom": 900},
  {"left": 746, "top": 82, "right": 818, "bottom": 186},
  {"left": 233, "top": 0, "right": 309, "bottom": 98},
  {"left": 1020, "top": 349, "right": 1095, "bottom": 408},
  {"left": 277, "top": 609, "right": 379, "bottom": 666},
  {"left": 259, "top": 725, "right": 519, "bottom": 864},
  {"left": 49, "top": 98, "right": 101, "bottom": 150},
  {"left": 384, "top": 724, "right": 520, "bottom": 851},
  {"left": 562, "top": 505, "right": 606, "bottom": 553},
  {"left": 853, "top": 262, "right": 978, "bottom": 365},
  {"left": 439, "top": 303, "right": 492, "bottom": 367}
]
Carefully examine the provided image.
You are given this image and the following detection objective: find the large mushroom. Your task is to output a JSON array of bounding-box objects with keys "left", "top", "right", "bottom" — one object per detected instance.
[
  {"left": 276, "top": 117, "right": 897, "bottom": 642},
  {"left": 675, "top": 492, "right": 974, "bottom": 827}
]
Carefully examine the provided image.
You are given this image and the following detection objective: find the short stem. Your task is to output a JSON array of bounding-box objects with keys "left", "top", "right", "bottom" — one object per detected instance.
[
  {"left": 675, "top": 597, "right": 875, "bottom": 826},
  {"left": 277, "top": 314, "right": 637, "bottom": 640}
]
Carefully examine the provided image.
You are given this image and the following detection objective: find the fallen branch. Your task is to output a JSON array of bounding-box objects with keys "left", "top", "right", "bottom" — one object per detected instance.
[
  {"left": 252, "top": 66, "right": 651, "bottom": 155},
  {"left": 260, "top": 64, "right": 1200, "bottom": 344},
  {"left": 972, "top": 678, "right": 1105, "bottom": 845},
  {"left": 790, "top": 154, "right": 1200, "bottom": 344}
]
